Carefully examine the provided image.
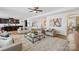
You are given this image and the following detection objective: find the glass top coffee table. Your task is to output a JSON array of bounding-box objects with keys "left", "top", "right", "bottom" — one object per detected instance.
[{"left": 24, "top": 33, "right": 45, "bottom": 43}]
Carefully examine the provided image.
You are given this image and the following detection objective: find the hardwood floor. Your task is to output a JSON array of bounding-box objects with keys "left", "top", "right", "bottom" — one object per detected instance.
[{"left": 54, "top": 34, "right": 67, "bottom": 39}]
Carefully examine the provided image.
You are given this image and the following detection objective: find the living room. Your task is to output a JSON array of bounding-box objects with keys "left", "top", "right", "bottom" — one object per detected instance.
[{"left": 0, "top": 7, "right": 79, "bottom": 51}]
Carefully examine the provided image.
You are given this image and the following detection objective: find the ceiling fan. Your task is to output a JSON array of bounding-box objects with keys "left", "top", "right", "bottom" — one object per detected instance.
[{"left": 28, "top": 7, "right": 43, "bottom": 13}]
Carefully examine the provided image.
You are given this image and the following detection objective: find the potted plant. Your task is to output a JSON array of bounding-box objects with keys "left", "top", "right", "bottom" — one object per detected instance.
[
  {"left": 74, "top": 24, "right": 79, "bottom": 32},
  {"left": 31, "top": 28, "right": 38, "bottom": 37}
]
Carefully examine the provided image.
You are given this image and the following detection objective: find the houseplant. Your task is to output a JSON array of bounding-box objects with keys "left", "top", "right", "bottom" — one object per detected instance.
[
  {"left": 74, "top": 24, "right": 79, "bottom": 32},
  {"left": 31, "top": 28, "right": 38, "bottom": 37},
  {"left": 73, "top": 24, "right": 79, "bottom": 37}
]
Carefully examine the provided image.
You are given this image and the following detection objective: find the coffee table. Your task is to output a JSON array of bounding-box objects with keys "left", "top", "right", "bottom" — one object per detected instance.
[{"left": 24, "top": 33, "right": 45, "bottom": 43}]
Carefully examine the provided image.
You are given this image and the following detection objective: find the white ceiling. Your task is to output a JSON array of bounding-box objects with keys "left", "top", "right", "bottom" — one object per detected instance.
[{"left": 0, "top": 7, "right": 78, "bottom": 20}]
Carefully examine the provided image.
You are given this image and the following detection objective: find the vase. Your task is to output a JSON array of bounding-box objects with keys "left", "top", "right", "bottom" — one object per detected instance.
[{"left": 31, "top": 33, "right": 35, "bottom": 37}]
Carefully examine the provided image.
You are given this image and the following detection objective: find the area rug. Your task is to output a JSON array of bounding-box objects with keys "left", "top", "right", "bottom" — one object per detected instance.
[{"left": 23, "top": 36, "right": 69, "bottom": 51}]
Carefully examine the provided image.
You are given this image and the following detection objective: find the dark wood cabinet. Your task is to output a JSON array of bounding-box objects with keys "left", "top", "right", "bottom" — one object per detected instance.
[
  {"left": 0, "top": 18, "right": 21, "bottom": 31},
  {"left": 0, "top": 18, "right": 9, "bottom": 23},
  {"left": 0, "top": 18, "right": 19, "bottom": 24}
]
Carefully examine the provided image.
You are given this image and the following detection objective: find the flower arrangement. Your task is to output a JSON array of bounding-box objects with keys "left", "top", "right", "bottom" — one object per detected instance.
[{"left": 31, "top": 28, "right": 38, "bottom": 35}]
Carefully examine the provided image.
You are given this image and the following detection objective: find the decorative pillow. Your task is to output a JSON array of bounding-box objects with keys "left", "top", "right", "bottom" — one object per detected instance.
[{"left": 1, "top": 32, "right": 9, "bottom": 37}]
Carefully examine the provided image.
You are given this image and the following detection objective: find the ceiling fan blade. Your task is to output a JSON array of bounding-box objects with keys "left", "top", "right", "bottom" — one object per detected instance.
[
  {"left": 28, "top": 8, "right": 34, "bottom": 10},
  {"left": 34, "top": 7, "right": 39, "bottom": 9},
  {"left": 28, "top": 7, "right": 43, "bottom": 13},
  {"left": 37, "top": 10, "right": 43, "bottom": 12}
]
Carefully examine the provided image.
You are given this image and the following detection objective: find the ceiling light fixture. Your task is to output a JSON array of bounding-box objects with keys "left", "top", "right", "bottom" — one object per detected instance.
[{"left": 28, "top": 7, "right": 43, "bottom": 13}]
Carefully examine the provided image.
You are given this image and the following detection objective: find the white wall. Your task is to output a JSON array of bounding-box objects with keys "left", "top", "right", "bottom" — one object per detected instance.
[{"left": 27, "top": 17, "right": 42, "bottom": 28}]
